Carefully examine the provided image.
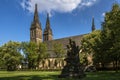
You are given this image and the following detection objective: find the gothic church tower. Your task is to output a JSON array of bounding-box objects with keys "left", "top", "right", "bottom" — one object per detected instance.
[
  {"left": 30, "top": 4, "right": 42, "bottom": 44},
  {"left": 43, "top": 13, "right": 53, "bottom": 41}
]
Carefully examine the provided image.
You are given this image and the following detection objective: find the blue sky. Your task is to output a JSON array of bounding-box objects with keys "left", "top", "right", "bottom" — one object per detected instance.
[{"left": 0, "top": 0, "right": 119, "bottom": 46}]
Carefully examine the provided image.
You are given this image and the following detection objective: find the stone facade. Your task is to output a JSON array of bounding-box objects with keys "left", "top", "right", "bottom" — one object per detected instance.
[
  {"left": 30, "top": 4, "right": 85, "bottom": 46},
  {"left": 30, "top": 4, "right": 94, "bottom": 70},
  {"left": 30, "top": 4, "right": 42, "bottom": 44},
  {"left": 38, "top": 58, "right": 66, "bottom": 70},
  {"left": 30, "top": 4, "right": 53, "bottom": 43}
]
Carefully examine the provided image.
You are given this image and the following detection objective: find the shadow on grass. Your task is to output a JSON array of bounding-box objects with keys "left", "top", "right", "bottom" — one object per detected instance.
[
  {"left": 0, "top": 71, "right": 120, "bottom": 80},
  {"left": 0, "top": 75, "right": 66, "bottom": 80},
  {"left": 0, "top": 75, "right": 83, "bottom": 80},
  {"left": 84, "top": 71, "right": 120, "bottom": 80}
]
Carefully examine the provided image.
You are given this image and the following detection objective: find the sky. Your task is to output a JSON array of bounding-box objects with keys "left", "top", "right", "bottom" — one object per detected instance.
[{"left": 0, "top": 0, "right": 119, "bottom": 46}]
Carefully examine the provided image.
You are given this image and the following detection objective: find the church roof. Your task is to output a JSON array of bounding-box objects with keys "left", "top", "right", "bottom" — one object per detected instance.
[
  {"left": 44, "top": 34, "right": 85, "bottom": 50},
  {"left": 44, "top": 34, "right": 85, "bottom": 57}
]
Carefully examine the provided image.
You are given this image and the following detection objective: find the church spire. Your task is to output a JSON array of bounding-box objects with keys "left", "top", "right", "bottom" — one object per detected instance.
[
  {"left": 92, "top": 17, "right": 95, "bottom": 31},
  {"left": 43, "top": 13, "right": 53, "bottom": 41},
  {"left": 45, "top": 13, "right": 52, "bottom": 34},
  {"left": 30, "top": 4, "right": 42, "bottom": 44},
  {"left": 30, "top": 4, "right": 42, "bottom": 30},
  {"left": 34, "top": 4, "right": 39, "bottom": 22},
  {"left": 46, "top": 13, "right": 51, "bottom": 29}
]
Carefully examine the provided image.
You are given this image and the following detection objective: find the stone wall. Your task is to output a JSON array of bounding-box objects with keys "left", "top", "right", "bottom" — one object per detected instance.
[{"left": 38, "top": 58, "right": 66, "bottom": 70}]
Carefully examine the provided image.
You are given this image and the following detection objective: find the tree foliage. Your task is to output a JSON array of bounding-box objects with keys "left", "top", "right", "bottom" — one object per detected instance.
[
  {"left": 37, "top": 43, "right": 48, "bottom": 65},
  {"left": 81, "top": 3, "right": 120, "bottom": 71},
  {"left": 80, "top": 30, "right": 101, "bottom": 65},
  {"left": 59, "top": 39, "right": 85, "bottom": 78},
  {"left": 101, "top": 3, "right": 120, "bottom": 71},
  {"left": 21, "top": 42, "right": 38, "bottom": 69},
  {"left": 21, "top": 42, "right": 47, "bottom": 69},
  {"left": 0, "top": 41, "right": 23, "bottom": 71},
  {"left": 53, "top": 43, "right": 65, "bottom": 58}
]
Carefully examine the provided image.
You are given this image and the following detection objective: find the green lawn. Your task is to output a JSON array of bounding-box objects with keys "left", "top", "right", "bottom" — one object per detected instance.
[{"left": 0, "top": 71, "right": 120, "bottom": 80}]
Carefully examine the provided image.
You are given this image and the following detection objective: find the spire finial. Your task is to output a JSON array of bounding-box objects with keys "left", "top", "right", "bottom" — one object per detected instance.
[
  {"left": 31, "top": 4, "right": 42, "bottom": 30},
  {"left": 34, "top": 4, "right": 39, "bottom": 22},
  {"left": 47, "top": 13, "right": 49, "bottom": 18},
  {"left": 46, "top": 13, "right": 50, "bottom": 28},
  {"left": 92, "top": 16, "right": 95, "bottom": 32},
  {"left": 35, "top": 3, "right": 38, "bottom": 14},
  {"left": 35, "top": 4, "right": 37, "bottom": 9}
]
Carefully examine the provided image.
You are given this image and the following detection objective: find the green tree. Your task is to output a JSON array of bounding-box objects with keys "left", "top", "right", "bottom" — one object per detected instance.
[
  {"left": 53, "top": 43, "right": 65, "bottom": 58},
  {"left": 81, "top": 30, "right": 102, "bottom": 66},
  {"left": 59, "top": 39, "right": 85, "bottom": 78},
  {"left": 81, "top": 4, "right": 120, "bottom": 71},
  {"left": 21, "top": 42, "right": 38, "bottom": 69},
  {"left": 79, "top": 52, "right": 88, "bottom": 65},
  {"left": 101, "top": 3, "right": 120, "bottom": 71},
  {"left": 0, "top": 41, "right": 23, "bottom": 71},
  {"left": 0, "top": 46, "right": 5, "bottom": 69},
  {"left": 21, "top": 42, "right": 48, "bottom": 69},
  {"left": 37, "top": 43, "right": 48, "bottom": 67}
]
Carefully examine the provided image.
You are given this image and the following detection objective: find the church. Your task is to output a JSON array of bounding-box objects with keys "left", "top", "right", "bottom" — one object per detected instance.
[{"left": 30, "top": 4, "right": 95, "bottom": 69}]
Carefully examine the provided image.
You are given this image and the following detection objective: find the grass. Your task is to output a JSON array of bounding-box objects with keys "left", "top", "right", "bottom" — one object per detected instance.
[{"left": 0, "top": 71, "right": 120, "bottom": 80}]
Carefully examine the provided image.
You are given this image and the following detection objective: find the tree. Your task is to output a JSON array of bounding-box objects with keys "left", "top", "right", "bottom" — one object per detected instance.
[
  {"left": 53, "top": 43, "right": 65, "bottom": 58},
  {"left": 79, "top": 51, "right": 88, "bottom": 66},
  {"left": 81, "top": 4, "right": 120, "bottom": 71},
  {"left": 21, "top": 42, "right": 48, "bottom": 69},
  {"left": 0, "top": 41, "right": 23, "bottom": 71},
  {"left": 101, "top": 3, "right": 120, "bottom": 72},
  {"left": 0, "top": 46, "right": 5, "bottom": 69},
  {"left": 59, "top": 39, "right": 85, "bottom": 78},
  {"left": 21, "top": 42, "right": 38, "bottom": 69},
  {"left": 81, "top": 30, "right": 103, "bottom": 66},
  {"left": 37, "top": 43, "right": 48, "bottom": 67}
]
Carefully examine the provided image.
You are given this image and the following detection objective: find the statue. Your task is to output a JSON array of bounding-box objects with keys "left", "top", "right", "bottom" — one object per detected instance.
[{"left": 59, "top": 39, "right": 85, "bottom": 78}]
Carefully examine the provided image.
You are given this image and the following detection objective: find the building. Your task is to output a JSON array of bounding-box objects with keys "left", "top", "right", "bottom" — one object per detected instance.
[
  {"left": 30, "top": 4, "right": 95, "bottom": 69},
  {"left": 30, "top": 4, "right": 42, "bottom": 44}
]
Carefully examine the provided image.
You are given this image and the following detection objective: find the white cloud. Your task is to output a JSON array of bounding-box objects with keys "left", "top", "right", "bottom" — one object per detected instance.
[
  {"left": 20, "top": 0, "right": 25, "bottom": 9},
  {"left": 20, "top": 0, "right": 98, "bottom": 15},
  {"left": 80, "top": 0, "right": 97, "bottom": 6},
  {"left": 102, "top": 12, "right": 105, "bottom": 17}
]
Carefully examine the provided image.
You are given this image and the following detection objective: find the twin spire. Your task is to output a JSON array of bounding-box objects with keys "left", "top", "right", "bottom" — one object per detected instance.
[
  {"left": 31, "top": 4, "right": 95, "bottom": 43},
  {"left": 32, "top": 4, "right": 52, "bottom": 31},
  {"left": 30, "top": 4, "right": 53, "bottom": 43}
]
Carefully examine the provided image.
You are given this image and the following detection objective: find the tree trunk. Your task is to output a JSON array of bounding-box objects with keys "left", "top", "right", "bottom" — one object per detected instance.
[
  {"left": 115, "top": 60, "right": 118, "bottom": 73},
  {"left": 101, "top": 63, "right": 105, "bottom": 70}
]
